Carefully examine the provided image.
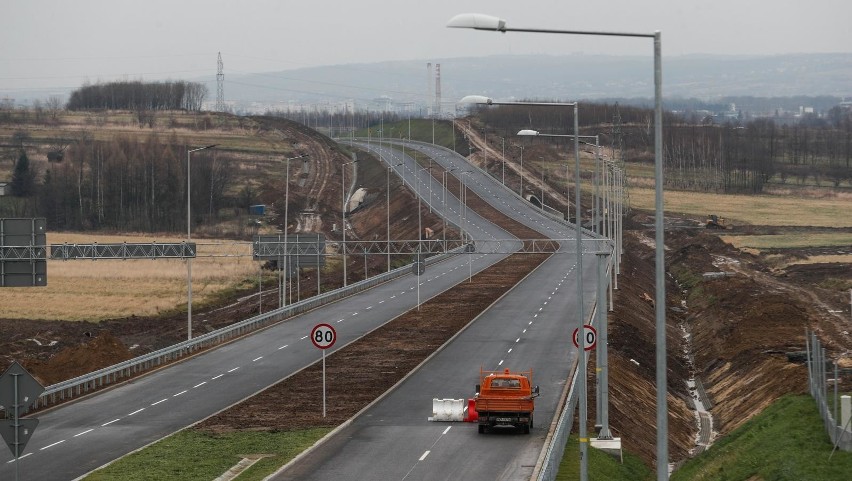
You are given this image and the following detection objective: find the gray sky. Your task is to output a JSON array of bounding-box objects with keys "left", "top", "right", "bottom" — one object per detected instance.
[{"left": 2, "top": 0, "right": 850, "bottom": 94}]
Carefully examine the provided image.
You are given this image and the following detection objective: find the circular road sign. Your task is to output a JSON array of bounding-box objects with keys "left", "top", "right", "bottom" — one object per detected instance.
[
  {"left": 311, "top": 323, "right": 337, "bottom": 350},
  {"left": 572, "top": 324, "right": 597, "bottom": 351}
]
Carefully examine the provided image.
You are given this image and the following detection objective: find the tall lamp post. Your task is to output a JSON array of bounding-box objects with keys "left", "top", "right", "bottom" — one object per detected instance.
[
  {"left": 450, "top": 14, "right": 665, "bottom": 480},
  {"left": 388, "top": 162, "right": 403, "bottom": 272},
  {"left": 186, "top": 144, "right": 216, "bottom": 341},
  {"left": 281, "top": 154, "right": 309, "bottom": 308},
  {"left": 341, "top": 159, "right": 358, "bottom": 287},
  {"left": 416, "top": 166, "right": 431, "bottom": 310}
]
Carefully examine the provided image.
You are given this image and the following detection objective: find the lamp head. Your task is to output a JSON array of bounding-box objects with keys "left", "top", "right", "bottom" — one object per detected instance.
[
  {"left": 517, "top": 129, "right": 540, "bottom": 136},
  {"left": 458, "top": 95, "right": 493, "bottom": 105},
  {"left": 447, "top": 13, "right": 506, "bottom": 32}
]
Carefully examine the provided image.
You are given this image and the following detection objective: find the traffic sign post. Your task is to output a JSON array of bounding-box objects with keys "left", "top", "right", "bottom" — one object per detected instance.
[
  {"left": 311, "top": 324, "right": 337, "bottom": 418},
  {"left": 0, "top": 361, "right": 45, "bottom": 481},
  {"left": 572, "top": 324, "right": 598, "bottom": 352}
]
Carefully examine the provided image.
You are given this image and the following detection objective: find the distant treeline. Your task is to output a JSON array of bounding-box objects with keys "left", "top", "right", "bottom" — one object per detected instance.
[
  {"left": 35, "top": 133, "right": 231, "bottom": 232},
  {"left": 475, "top": 102, "right": 852, "bottom": 194},
  {"left": 66, "top": 80, "right": 208, "bottom": 111}
]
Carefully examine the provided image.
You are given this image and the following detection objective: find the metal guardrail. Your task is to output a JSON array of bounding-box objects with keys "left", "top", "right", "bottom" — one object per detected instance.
[
  {"left": 26, "top": 244, "right": 468, "bottom": 413},
  {"left": 806, "top": 329, "right": 852, "bottom": 453}
]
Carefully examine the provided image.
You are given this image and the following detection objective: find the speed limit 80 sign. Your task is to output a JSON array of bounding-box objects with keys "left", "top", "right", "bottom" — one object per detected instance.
[{"left": 311, "top": 323, "right": 337, "bottom": 349}]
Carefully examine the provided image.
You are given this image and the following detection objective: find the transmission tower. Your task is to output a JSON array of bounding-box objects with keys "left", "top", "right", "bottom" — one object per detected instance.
[
  {"left": 434, "top": 63, "right": 442, "bottom": 117},
  {"left": 216, "top": 52, "right": 225, "bottom": 112}
]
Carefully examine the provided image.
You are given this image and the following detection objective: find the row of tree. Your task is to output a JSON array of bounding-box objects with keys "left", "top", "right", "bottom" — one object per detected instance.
[
  {"left": 66, "top": 80, "right": 208, "bottom": 111},
  {"left": 6, "top": 133, "right": 232, "bottom": 232}
]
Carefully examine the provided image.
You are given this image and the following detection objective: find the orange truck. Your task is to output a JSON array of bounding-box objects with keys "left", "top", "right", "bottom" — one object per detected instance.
[{"left": 474, "top": 368, "right": 539, "bottom": 434}]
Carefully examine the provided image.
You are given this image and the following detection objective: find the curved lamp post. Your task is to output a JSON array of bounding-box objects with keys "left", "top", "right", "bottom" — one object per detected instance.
[
  {"left": 186, "top": 144, "right": 216, "bottom": 341},
  {"left": 450, "top": 13, "right": 665, "bottom": 480}
]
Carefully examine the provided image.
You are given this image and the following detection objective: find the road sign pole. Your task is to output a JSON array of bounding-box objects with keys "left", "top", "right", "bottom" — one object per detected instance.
[
  {"left": 14, "top": 373, "right": 19, "bottom": 481},
  {"left": 322, "top": 349, "right": 327, "bottom": 418}
]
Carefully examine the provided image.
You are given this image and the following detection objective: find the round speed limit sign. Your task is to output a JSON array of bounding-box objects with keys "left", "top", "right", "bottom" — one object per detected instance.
[
  {"left": 311, "top": 324, "right": 337, "bottom": 350},
  {"left": 572, "top": 324, "right": 597, "bottom": 351}
]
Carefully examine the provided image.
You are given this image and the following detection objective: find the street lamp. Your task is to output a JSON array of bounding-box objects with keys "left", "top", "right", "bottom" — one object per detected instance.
[
  {"left": 281, "top": 154, "right": 309, "bottom": 308},
  {"left": 441, "top": 167, "right": 458, "bottom": 250},
  {"left": 186, "top": 144, "right": 216, "bottom": 341},
  {"left": 416, "top": 165, "right": 431, "bottom": 310},
  {"left": 450, "top": 13, "right": 666, "bottom": 480},
  {"left": 388, "top": 162, "right": 403, "bottom": 273},
  {"left": 341, "top": 159, "right": 358, "bottom": 287}
]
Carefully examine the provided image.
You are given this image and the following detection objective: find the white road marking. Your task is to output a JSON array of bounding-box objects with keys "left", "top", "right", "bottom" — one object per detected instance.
[
  {"left": 151, "top": 398, "right": 168, "bottom": 406},
  {"left": 366, "top": 306, "right": 373, "bottom": 310},
  {"left": 300, "top": 335, "right": 308, "bottom": 340},
  {"left": 74, "top": 429, "right": 94, "bottom": 437},
  {"left": 7, "top": 453, "right": 32, "bottom": 462},
  {"left": 227, "top": 367, "right": 240, "bottom": 373},
  {"left": 253, "top": 356, "right": 263, "bottom": 362},
  {"left": 193, "top": 381, "right": 207, "bottom": 388},
  {"left": 508, "top": 348, "right": 513, "bottom": 353},
  {"left": 419, "top": 451, "right": 430, "bottom": 461},
  {"left": 516, "top": 338, "right": 521, "bottom": 343},
  {"left": 442, "top": 426, "right": 452, "bottom": 435},
  {"left": 128, "top": 408, "right": 145, "bottom": 416},
  {"left": 498, "top": 359, "right": 504, "bottom": 366},
  {"left": 40, "top": 440, "right": 65, "bottom": 450},
  {"left": 211, "top": 374, "right": 224, "bottom": 380},
  {"left": 101, "top": 419, "right": 120, "bottom": 426},
  {"left": 173, "top": 390, "right": 188, "bottom": 397},
  {"left": 379, "top": 300, "right": 385, "bottom": 304}
]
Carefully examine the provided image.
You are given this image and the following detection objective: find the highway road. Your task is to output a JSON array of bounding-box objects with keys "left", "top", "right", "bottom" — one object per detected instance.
[
  {"left": 1, "top": 140, "right": 602, "bottom": 481},
  {"left": 272, "top": 141, "right": 603, "bottom": 480}
]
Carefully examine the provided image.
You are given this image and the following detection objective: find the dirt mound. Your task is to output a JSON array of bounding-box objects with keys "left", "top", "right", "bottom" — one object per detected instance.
[{"left": 26, "top": 332, "right": 133, "bottom": 386}]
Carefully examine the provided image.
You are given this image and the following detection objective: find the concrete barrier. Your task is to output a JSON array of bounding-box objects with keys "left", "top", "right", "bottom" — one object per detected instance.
[{"left": 428, "top": 398, "right": 466, "bottom": 422}]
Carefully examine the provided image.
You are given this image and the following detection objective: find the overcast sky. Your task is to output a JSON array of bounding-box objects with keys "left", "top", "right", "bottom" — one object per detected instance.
[{"left": 2, "top": 0, "right": 850, "bottom": 94}]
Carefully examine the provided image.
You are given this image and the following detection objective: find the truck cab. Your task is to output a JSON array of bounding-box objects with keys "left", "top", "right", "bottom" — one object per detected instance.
[{"left": 474, "top": 368, "right": 539, "bottom": 434}]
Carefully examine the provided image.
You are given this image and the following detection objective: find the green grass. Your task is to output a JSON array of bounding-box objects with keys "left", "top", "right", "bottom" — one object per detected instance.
[
  {"left": 556, "top": 435, "right": 653, "bottom": 481},
  {"left": 671, "top": 395, "right": 852, "bottom": 481},
  {"left": 84, "top": 428, "right": 331, "bottom": 481}
]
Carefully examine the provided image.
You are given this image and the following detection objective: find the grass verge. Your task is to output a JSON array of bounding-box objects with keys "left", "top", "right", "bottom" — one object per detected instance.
[
  {"left": 556, "top": 435, "right": 652, "bottom": 481},
  {"left": 84, "top": 428, "right": 331, "bottom": 481},
  {"left": 671, "top": 395, "right": 852, "bottom": 481}
]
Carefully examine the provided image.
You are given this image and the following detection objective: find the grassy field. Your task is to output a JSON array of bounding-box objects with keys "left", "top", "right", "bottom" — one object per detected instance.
[
  {"left": 84, "top": 428, "right": 331, "bottom": 481},
  {"left": 3, "top": 232, "right": 261, "bottom": 321},
  {"left": 629, "top": 187, "right": 852, "bottom": 228},
  {"left": 671, "top": 395, "right": 852, "bottom": 481},
  {"left": 557, "top": 435, "right": 652, "bottom": 481},
  {"left": 722, "top": 232, "right": 852, "bottom": 250}
]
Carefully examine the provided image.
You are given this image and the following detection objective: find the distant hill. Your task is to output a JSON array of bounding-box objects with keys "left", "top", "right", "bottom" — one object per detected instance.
[
  {"left": 220, "top": 53, "right": 852, "bottom": 112},
  {"left": 4, "top": 53, "right": 850, "bottom": 113}
]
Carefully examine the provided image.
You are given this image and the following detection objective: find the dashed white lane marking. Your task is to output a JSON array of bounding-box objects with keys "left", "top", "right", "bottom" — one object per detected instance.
[
  {"left": 443, "top": 426, "right": 452, "bottom": 435},
  {"left": 41, "top": 440, "right": 65, "bottom": 450},
  {"left": 193, "top": 381, "right": 207, "bottom": 388},
  {"left": 337, "top": 319, "right": 344, "bottom": 323},
  {"left": 128, "top": 408, "right": 145, "bottom": 416},
  {"left": 173, "top": 390, "right": 188, "bottom": 397},
  {"left": 74, "top": 429, "right": 94, "bottom": 437},
  {"left": 227, "top": 367, "right": 239, "bottom": 373},
  {"left": 252, "top": 356, "right": 263, "bottom": 362},
  {"left": 352, "top": 312, "right": 358, "bottom": 316},
  {"left": 278, "top": 344, "right": 288, "bottom": 350},
  {"left": 379, "top": 300, "right": 385, "bottom": 304},
  {"left": 419, "top": 451, "right": 430, "bottom": 461},
  {"left": 498, "top": 359, "right": 504, "bottom": 366},
  {"left": 7, "top": 453, "right": 32, "bottom": 463},
  {"left": 508, "top": 348, "right": 513, "bottom": 353},
  {"left": 366, "top": 306, "right": 373, "bottom": 310},
  {"left": 516, "top": 338, "right": 521, "bottom": 343},
  {"left": 101, "top": 418, "right": 120, "bottom": 426},
  {"left": 211, "top": 374, "right": 224, "bottom": 380},
  {"left": 300, "top": 335, "right": 308, "bottom": 340},
  {"left": 151, "top": 398, "right": 168, "bottom": 406}
]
